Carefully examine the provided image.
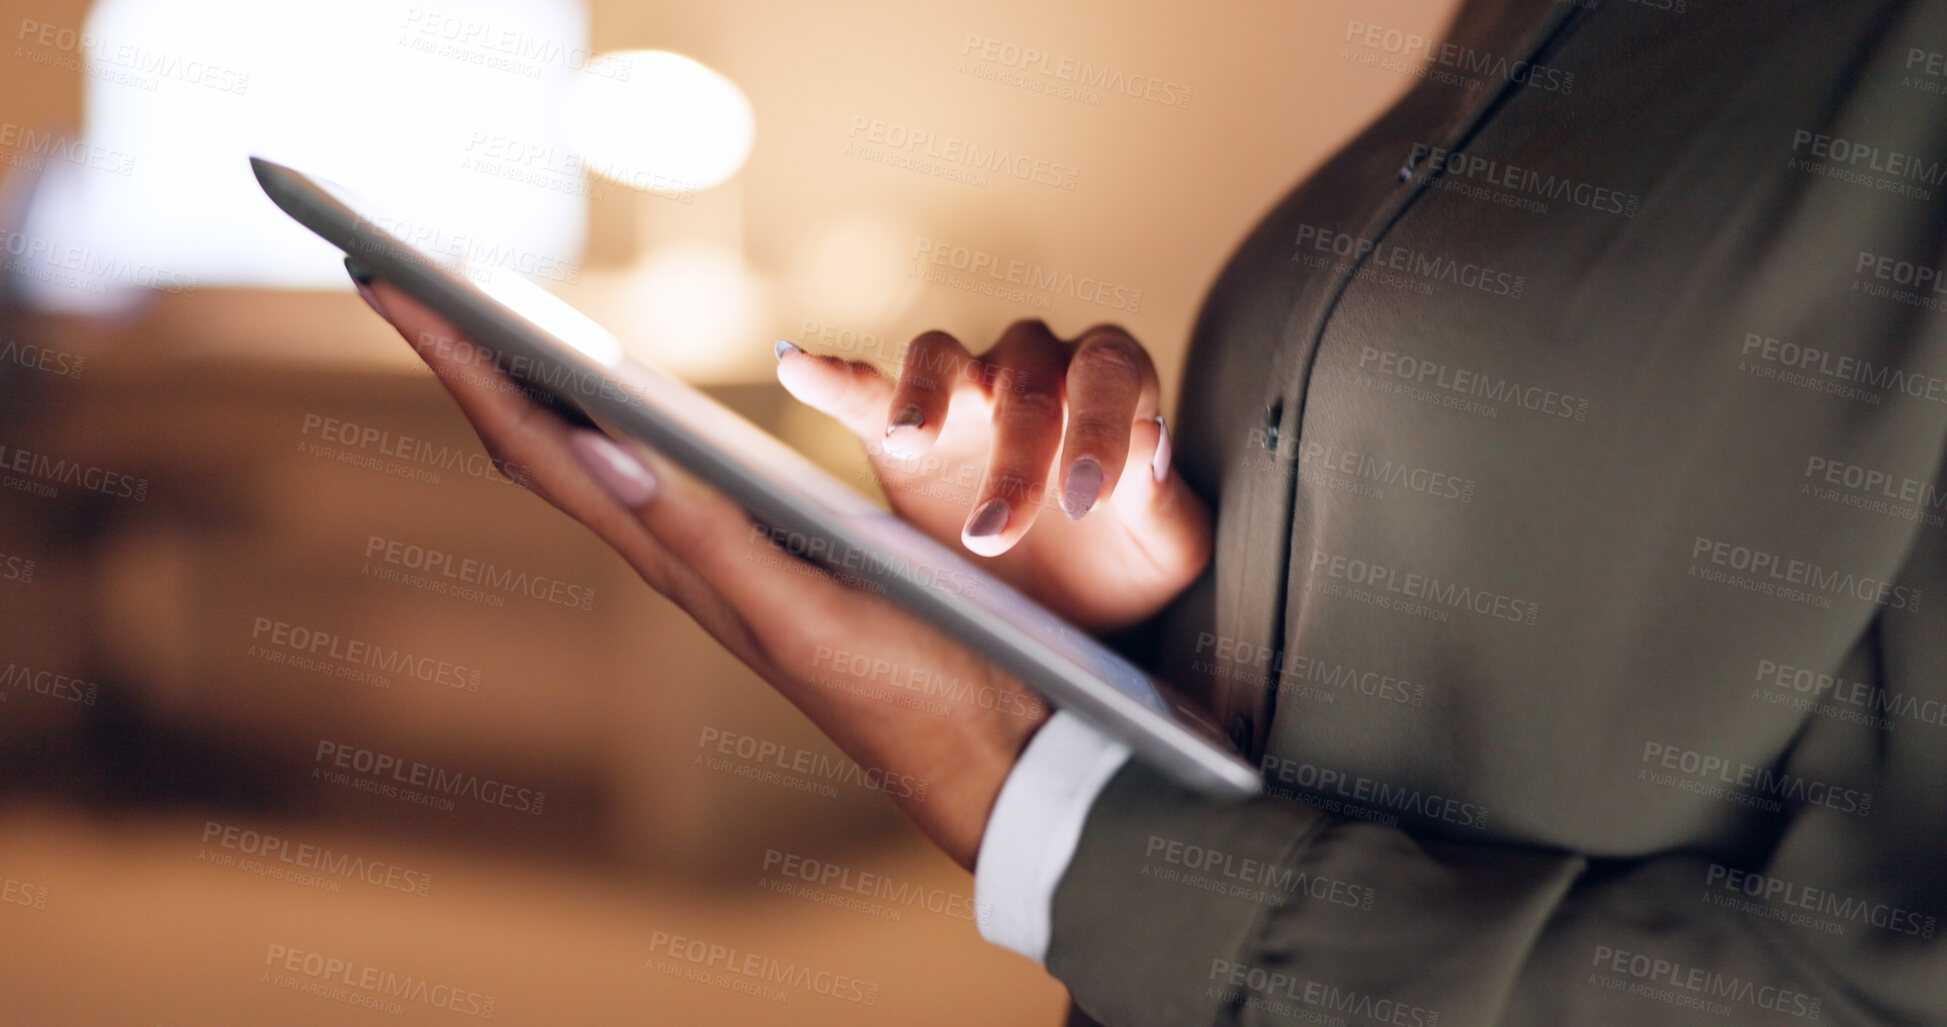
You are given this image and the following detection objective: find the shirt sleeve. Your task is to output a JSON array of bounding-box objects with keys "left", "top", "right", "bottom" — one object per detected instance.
[{"left": 974, "top": 709, "right": 1131, "bottom": 963}]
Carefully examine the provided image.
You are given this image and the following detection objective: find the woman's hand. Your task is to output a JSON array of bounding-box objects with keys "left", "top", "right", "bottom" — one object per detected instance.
[
  {"left": 349, "top": 270, "right": 1047, "bottom": 870},
  {"left": 775, "top": 320, "right": 1211, "bottom": 633}
]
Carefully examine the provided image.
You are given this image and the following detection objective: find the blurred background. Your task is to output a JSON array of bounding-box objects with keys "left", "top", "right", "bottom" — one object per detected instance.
[{"left": 0, "top": 0, "right": 1457, "bottom": 1022}]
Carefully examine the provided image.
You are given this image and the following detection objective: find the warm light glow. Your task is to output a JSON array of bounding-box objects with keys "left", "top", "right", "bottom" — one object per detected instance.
[
  {"left": 16, "top": 0, "right": 589, "bottom": 311},
  {"left": 784, "top": 211, "right": 921, "bottom": 327},
  {"left": 563, "top": 51, "right": 754, "bottom": 193},
  {"left": 602, "top": 244, "right": 768, "bottom": 379}
]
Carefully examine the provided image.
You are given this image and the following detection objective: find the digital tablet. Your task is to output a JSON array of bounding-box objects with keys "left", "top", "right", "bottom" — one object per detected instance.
[{"left": 251, "top": 156, "right": 1260, "bottom": 799}]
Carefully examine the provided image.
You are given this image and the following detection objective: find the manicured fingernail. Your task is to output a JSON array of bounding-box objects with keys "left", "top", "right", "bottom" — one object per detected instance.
[
  {"left": 887, "top": 404, "right": 924, "bottom": 434},
  {"left": 774, "top": 339, "right": 803, "bottom": 362},
  {"left": 964, "top": 498, "right": 1008, "bottom": 539},
  {"left": 569, "top": 429, "right": 658, "bottom": 508},
  {"left": 351, "top": 279, "right": 385, "bottom": 319},
  {"left": 344, "top": 258, "right": 387, "bottom": 318},
  {"left": 1152, "top": 415, "right": 1172, "bottom": 483},
  {"left": 1061, "top": 457, "right": 1102, "bottom": 520}
]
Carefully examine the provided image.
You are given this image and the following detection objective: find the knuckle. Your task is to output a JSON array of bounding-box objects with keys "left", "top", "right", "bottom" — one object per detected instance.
[
  {"left": 1067, "top": 412, "right": 1128, "bottom": 452},
  {"left": 910, "top": 328, "right": 959, "bottom": 351},
  {"left": 898, "top": 365, "right": 947, "bottom": 392},
  {"left": 1000, "top": 384, "right": 1063, "bottom": 419},
  {"left": 1076, "top": 322, "right": 1136, "bottom": 344},
  {"left": 986, "top": 474, "right": 1041, "bottom": 504},
  {"left": 1072, "top": 336, "right": 1146, "bottom": 387},
  {"left": 1003, "top": 317, "right": 1053, "bottom": 340},
  {"left": 900, "top": 332, "right": 960, "bottom": 390}
]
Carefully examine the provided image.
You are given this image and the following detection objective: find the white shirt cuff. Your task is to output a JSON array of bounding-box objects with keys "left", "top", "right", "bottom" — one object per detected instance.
[{"left": 974, "top": 709, "right": 1132, "bottom": 963}]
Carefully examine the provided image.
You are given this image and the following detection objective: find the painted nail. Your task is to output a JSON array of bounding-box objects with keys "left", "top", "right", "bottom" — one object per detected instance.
[
  {"left": 350, "top": 279, "right": 386, "bottom": 319},
  {"left": 344, "top": 258, "right": 386, "bottom": 318},
  {"left": 964, "top": 498, "right": 1008, "bottom": 539},
  {"left": 774, "top": 339, "right": 803, "bottom": 362},
  {"left": 1152, "top": 415, "right": 1172, "bottom": 483},
  {"left": 887, "top": 404, "right": 924, "bottom": 435},
  {"left": 1061, "top": 457, "right": 1102, "bottom": 520},
  {"left": 569, "top": 430, "right": 658, "bottom": 508}
]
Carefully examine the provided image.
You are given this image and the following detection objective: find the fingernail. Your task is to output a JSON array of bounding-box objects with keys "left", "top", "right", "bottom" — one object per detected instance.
[
  {"left": 964, "top": 498, "right": 1008, "bottom": 539},
  {"left": 1152, "top": 415, "right": 1172, "bottom": 483},
  {"left": 774, "top": 339, "right": 803, "bottom": 362},
  {"left": 344, "top": 258, "right": 386, "bottom": 318},
  {"left": 1061, "top": 457, "right": 1102, "bottom": 520},
  {"left": 351, "top": 279, "right": 386, "bottom": 319},
  {"left": 569, "top": 429, "right": 658, "bottom": 508},
  {"left": 886, "top": 404, "right": 924, "bottom": 435}
]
